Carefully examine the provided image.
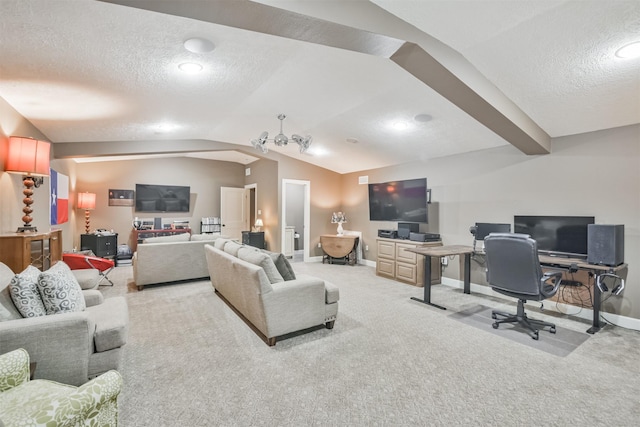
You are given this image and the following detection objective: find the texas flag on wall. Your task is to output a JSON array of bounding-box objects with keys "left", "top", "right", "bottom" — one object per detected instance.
[{"left": 50, "top": 169, "right": 69, "bottom": 225}]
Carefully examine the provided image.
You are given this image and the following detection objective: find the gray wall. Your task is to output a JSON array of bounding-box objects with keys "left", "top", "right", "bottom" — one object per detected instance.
[{"left": 342, "top": 124, "right": 640, "bottom": 320}]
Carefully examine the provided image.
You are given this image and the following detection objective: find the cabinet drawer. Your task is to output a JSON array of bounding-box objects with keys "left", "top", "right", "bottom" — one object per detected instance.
[
  {"left": 396, "top": 261, "right": 418, "bottom": 284},
  {"left": 376, "top": 258, "right": 395, "bottom": 278},
  {"left": 396, "top": 243, "right": 418, "bottom": 264},
  {"left": 377, "top": 240, "right": 395, "bottom": 259}
]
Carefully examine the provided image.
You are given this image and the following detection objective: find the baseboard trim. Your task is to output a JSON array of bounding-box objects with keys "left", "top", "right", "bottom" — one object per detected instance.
[{"left": 440, "top": 277, "right": 640, "bottom": 332}]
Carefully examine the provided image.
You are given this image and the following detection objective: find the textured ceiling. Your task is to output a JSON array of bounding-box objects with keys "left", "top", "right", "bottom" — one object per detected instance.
[{"left": 0, "top": 0, "right": 638, "bottom": 174}]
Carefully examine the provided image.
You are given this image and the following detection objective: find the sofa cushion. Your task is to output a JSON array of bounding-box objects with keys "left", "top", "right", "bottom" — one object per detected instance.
[
  {"left": 9, "top": 266, "right": 47, "bottom": 318},
  {"left": 224, "top": 241, "right": 243, "bottom": 257},
  {"left": 37, "top": 261, "right": 86, "bottom": 315},
  {"left": 72, "top": 269, "right": 100, "bottom": 290},
  {"left": 213, "top": 238, "right": 230, "bottom": 250},
  {"left": 190, "top": 233, "right": 221, "bottom": 241},
  {"left": 261, "top": 250, "right": 296, "bottom": 281},
  {"left": 143, "top": 233, "right": 190, "bottom": 244},
  {"left": 237, "top": 248, "right": 284, "bottom": 284}
]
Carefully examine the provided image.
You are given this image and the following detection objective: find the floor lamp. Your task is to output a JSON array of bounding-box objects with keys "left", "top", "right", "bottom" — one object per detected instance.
[
  {"left": 5, "top": 137, "right": 51, "bottom": 232},
  {"left": 77, "top": 192, "right": 96, "bottom": 234}
]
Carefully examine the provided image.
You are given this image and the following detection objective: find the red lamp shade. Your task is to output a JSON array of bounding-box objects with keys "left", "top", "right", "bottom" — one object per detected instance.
[
  {"left": 6, "top": 136, "right": 51, "bottom": 175},
  {"left": 77, "top": 192, "right": 96, "bottom": 210}
]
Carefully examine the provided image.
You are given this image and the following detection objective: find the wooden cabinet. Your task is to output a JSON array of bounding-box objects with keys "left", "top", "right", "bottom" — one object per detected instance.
[
  {"left": 0, "top": 230, "right": 62, "bottom": 272},
  {"left": 376, "top": 238, "right": 442, "bottom": 286},
  {"left": 81, "top": 233, "right": 118, "bottom": 259}
]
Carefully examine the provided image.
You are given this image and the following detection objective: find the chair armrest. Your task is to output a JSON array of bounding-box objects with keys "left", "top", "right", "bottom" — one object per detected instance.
[
  {"left": 0, "top": 348, "right": 30, "bottom": 391},
  {"left": 45, "top": 370, "right": 123, "bottom": 426},
  {"left": 83, "top": 289, "right": 104, "bottom": 307},
  {"left": 0, "top": 313, "right": 96, "bottom": 386},
  {"left": 540, "top": 271, "right": 563, "bottom": 297}
]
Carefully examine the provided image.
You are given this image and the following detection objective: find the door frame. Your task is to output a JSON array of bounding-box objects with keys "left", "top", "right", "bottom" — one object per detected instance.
[
  {"left": 281, "top": 179, "right": 310, "bottom": 262},
  {"left": 244, "top": 183, "right": 257, "bottom": 230}
]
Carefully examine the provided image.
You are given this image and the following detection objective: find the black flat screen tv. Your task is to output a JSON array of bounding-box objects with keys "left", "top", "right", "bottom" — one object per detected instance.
[
  {"left": 514, "top": 215, "right": 595, "bottom": 258},
  {"left": 368, "top": 178, "right": 428, "bottom": 223},
  {"left": 135, "top": 184, "right": 190, "bottom": 213}
]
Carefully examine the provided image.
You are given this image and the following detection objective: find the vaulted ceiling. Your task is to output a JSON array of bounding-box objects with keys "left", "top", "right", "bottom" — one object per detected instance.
[{"left": 1, "top": 0, "right": 638, "bottom": 174}]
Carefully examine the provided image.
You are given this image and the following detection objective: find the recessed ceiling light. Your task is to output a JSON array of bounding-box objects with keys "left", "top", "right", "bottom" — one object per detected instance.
[
  {"left": 615, "top": 41, "right": 640, "bottom": 59},
  {"left": 184, "top": 37, "right": 215, "bottom": 54},
  {"left": 414, "top": 114, "right": 432, "bottom": 123},
  {"left": 178, "top": 62, "right": 203, "bottom": 73},
  {"left": 154, "top": 123, "right": 179, "bottom": 133},
  {"left": 393, "top": 121, "right": 408, "bottom": 130}
]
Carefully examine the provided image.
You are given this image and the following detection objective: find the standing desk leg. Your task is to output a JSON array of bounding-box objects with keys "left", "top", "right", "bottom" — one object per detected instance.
[
  {"left": 463, "top": 253, "right": 471, "bottom": 294},
  {"left": 587, "top": 273, "right": 602, "bottom": 334},
  {"left": 411, "top": 255, "right": 447, "bottom": 310}
]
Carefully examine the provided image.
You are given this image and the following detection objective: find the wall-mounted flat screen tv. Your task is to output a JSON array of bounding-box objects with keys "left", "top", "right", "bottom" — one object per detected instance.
[
  {"left": 368, "top": 178, "right": 428, "bottom": 223},
  {"left": 514, "top": 215, "right": 594, "bottom": 258},
  {"left": 135, "top": 184, "right": 190, "bottom": 213}
]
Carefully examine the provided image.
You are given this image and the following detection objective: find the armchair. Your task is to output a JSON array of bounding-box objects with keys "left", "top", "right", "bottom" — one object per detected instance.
[
  {"left": 484, "top": 233, "right": 562, "bottom": 340},
  {"left": 0, "top": 348, "right": 122, "bottom": 426},
  {"left": 0, "top": 262, "right": 129, "bottom": 386}
]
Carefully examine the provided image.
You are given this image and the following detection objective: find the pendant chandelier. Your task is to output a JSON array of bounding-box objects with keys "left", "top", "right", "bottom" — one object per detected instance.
[{"left": 251, "top": 114, "right": 312, "bottom": 154}]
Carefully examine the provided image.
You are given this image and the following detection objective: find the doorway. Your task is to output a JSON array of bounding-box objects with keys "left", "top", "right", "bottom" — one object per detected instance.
[{"left": 282, "top": 179, "right": 310, "bottom": 262}]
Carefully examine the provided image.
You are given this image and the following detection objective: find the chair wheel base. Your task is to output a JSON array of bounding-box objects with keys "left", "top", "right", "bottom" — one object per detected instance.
[{"left": 492, "top": 322, "right": 499, "bottom": 329}]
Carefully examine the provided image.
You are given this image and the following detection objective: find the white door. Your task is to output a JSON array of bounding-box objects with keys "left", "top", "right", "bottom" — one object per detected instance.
[{"left": 220, "top": 187, "right": 248, "bottom": 240}]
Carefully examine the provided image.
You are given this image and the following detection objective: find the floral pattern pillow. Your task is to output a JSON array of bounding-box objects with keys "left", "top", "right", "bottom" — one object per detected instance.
[
  {"left": 37, "top": 261, "right": 86, "bottom": 315},
  {"left": 9, "top": 265, "right": 46, "bottom": 318}
]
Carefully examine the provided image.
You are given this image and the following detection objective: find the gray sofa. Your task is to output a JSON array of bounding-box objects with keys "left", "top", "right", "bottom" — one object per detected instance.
[
  {"left": 205, "top": 239, "right": 339, "bottom": 346},
  {"left": 0, "top": 261, "right": 129, "bottom": 386},
  {"left": 133, "top": 233, "right": 222, "bottom": 290}
]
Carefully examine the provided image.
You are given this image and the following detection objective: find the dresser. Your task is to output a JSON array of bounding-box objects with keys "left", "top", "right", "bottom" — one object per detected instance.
[
  {"left": 0, "top": 229, "right": 62, "bottom": 272},
  {"left": 242, "top": 231, "right": 265, "bottom": 249},
  {"left": 376, "top": 238, "right": 442, "bottom": 286}
]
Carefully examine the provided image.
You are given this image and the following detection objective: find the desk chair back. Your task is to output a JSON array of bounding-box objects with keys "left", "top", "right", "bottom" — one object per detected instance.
[{"left": 484, "top": 233, "right": 543, "bottom": 298}]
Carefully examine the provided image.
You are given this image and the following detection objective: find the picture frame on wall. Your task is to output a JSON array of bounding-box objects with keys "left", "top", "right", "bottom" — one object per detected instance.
[{"left": 108, "top": 189, "right": 134, "bottom": 206}]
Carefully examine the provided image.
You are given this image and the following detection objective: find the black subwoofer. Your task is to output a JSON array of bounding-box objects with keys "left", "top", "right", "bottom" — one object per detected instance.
[{"left": 587, "top": 224, "right": 624, "bottom": 266}]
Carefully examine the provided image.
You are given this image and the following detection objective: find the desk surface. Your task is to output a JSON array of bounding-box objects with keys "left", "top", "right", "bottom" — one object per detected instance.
[
  {"left": 406, "top": 245, "right": 474, "bottom": 257},
  {"left": 538, "top": 255, "right": 627, "bottom": 272}
]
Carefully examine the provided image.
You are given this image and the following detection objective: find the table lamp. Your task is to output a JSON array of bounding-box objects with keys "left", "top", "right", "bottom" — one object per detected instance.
[
  {"left": 254, "top": 218, "right": 263, "bottom": 232},
  {"left": 331, "top": 211, "right": 346, "bottom": 236},
  {"left": 77, "top": 192, "right": 96, "bottom": 234},
  {"left": 5, "top": 136, "right": 51, "bottom": 232}
]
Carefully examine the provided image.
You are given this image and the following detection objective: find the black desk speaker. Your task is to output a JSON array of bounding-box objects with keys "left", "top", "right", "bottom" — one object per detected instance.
[{"left": 587, "top": 224, "right": 624, "bottom": 266}]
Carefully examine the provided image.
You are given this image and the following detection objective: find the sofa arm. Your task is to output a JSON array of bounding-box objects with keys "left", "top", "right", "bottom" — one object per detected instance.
[
  {"left": 0, "top": 348, "right": 30, "bottom": 392},
  {"left": 82, "top": 289, "right": 104, "bottom": 307},
  {"left": 262, "top": 276, "right": 327, "bottom": 337},
  {"left": 87, "top": 297, "right": 129, "bottom": 352},
  {"left": 0, "top": 313, "right": 96, "bottom": 386}
]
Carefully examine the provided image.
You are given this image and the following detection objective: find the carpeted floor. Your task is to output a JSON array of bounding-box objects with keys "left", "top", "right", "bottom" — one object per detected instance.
[{"left": 101, "top": 262, "right": 640, "bottom": 426}]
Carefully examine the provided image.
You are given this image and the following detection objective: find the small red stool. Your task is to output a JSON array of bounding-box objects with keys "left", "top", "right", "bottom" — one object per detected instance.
[{"left": 62, "top": 253, "right": 115, "bottom": 286}]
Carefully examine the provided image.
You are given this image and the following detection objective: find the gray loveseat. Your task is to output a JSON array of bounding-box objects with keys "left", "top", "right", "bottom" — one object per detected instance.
[
  {"left": 0, "top": 261, "right": 129, "bottom": 386},
  {"left": 133, "top": 233, "right": 222, "bottom": 290},
  {"left": 205, "top": 239, "right": 339, "bottom": 346}
]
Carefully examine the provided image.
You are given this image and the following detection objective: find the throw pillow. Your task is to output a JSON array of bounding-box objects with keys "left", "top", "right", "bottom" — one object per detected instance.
[
  {"left": 224, "top": 241, "right": 243, "bottom": 257},
  {"left": 260, "top": 250, "right": 296, "bottom": 281},
  {"left": 9, "top": 265, "right": 47, "bottom": 318},
  {"left": 37, "top": 261, "right": 86, "bottom": 315},
  {"left": 237, "top": 248, "right": 284, "bottom": 284}
]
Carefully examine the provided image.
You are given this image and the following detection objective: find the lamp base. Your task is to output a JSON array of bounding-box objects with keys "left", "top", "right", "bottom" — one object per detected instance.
[
  {"left": 17, "top": 225, "right": 37, "bottom": 233},
  {"left": 336, "top": 222, "right": 344, "bottom": 236}
]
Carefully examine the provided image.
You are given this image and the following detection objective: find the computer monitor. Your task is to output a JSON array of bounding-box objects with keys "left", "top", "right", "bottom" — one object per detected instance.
[{"left": 474, "top": 223, "right": 511, "bottom": 241}]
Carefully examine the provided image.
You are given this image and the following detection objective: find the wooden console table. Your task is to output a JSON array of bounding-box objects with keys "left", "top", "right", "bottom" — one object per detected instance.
[
  {"left": 320, "top": 235, "right": 359, "bottom": 265},
  {"left": 0, "top": 230, "right": 62, "bottom": 272}
]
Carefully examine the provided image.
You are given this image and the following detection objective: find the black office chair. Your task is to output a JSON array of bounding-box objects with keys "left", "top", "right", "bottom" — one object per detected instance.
[{"left": 484, "top": 233, "right": 563, "bottom": 340}]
